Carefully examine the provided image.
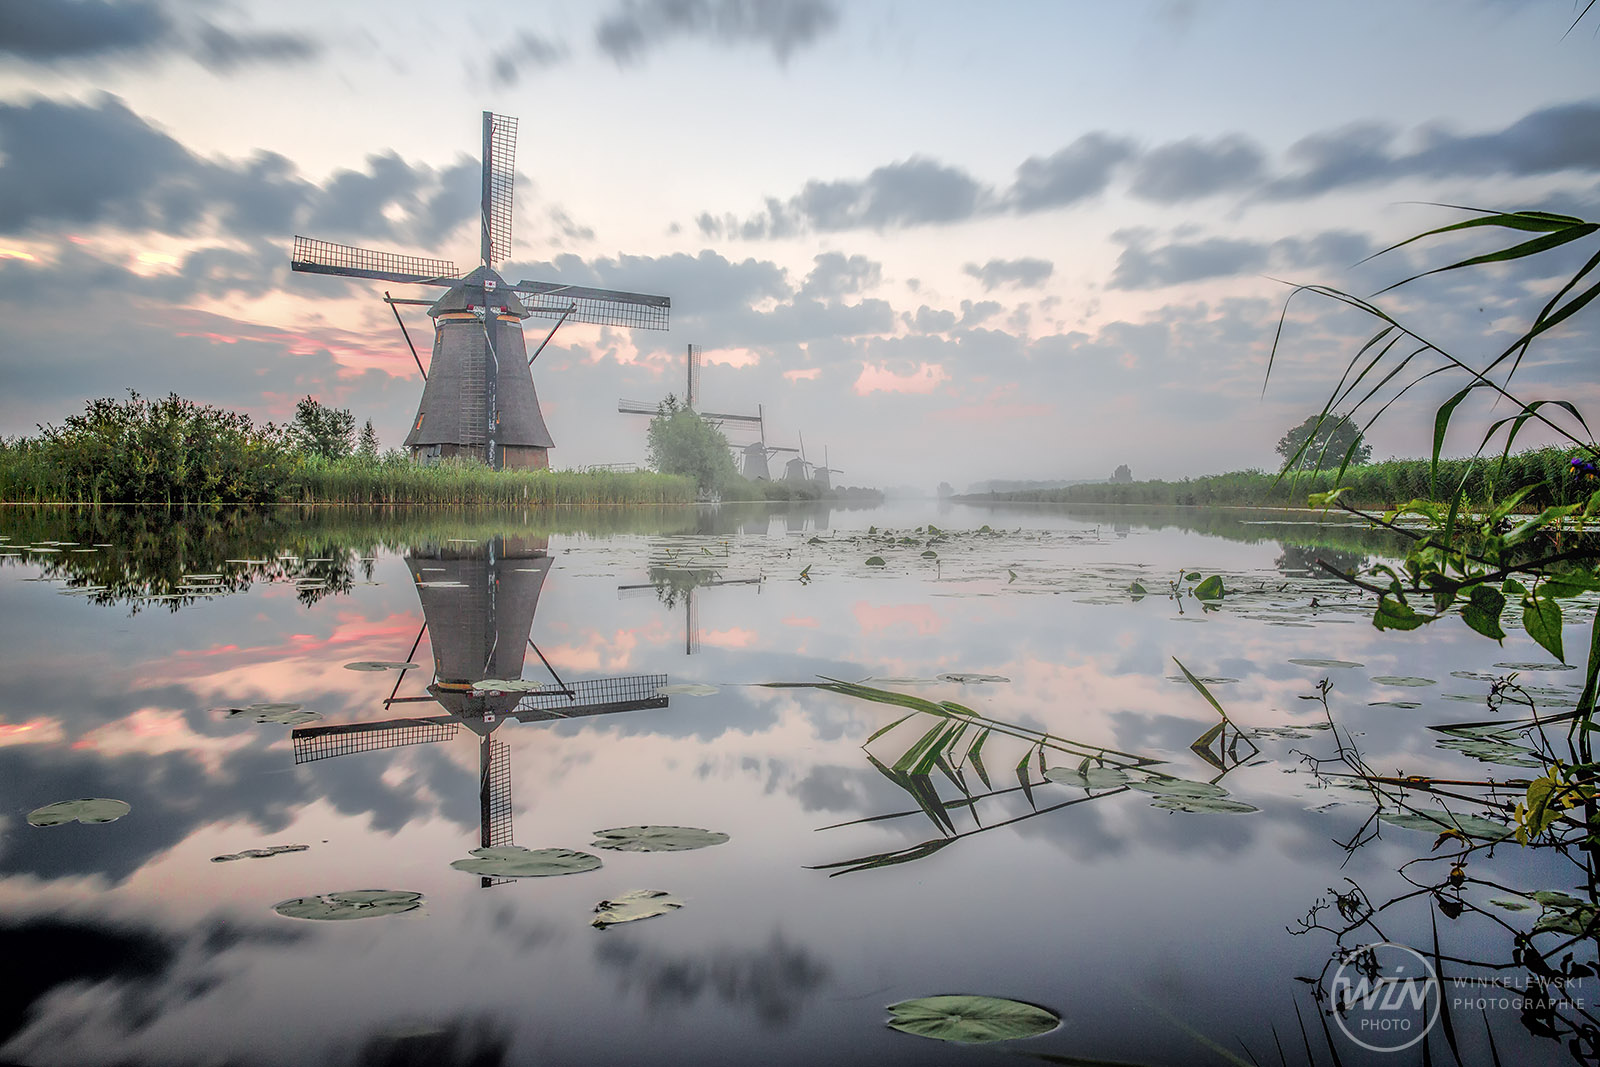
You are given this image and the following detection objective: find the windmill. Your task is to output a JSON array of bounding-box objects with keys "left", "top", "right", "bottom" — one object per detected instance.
[
  {"left": 290, "top": 534, "right": 670, "bottom": 885},
  {"left": 618, "top": 344, "right": 767, "bottom": 458},
  {"left": 290, "top": 112, "right": 671, "bottom": 470},
  {"left": 811, "top": 446, "right": 843, "bottom": 492},
  {"left": 740, "top": 415, "right": 799, "bottom": 481},
  {"left": 782, "top": 431, "right": 812, "bottom": 483}
]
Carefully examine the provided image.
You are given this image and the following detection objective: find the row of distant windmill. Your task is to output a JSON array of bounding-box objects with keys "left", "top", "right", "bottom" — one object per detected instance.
[{"left": 289, "top": 111, "right": 840, "bottom": 486}]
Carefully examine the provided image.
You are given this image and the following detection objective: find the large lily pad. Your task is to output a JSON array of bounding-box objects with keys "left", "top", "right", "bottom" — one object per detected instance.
[
  {"left": 1127, "top": 777, "right": 1228, "bottom": 799},
  {"left": 224, "top": 703, "right": 321, "bottom": 726},
  {"left": 1150, "top": 796, "right": 1259, "bottom": 814},
  {"left": 1495, "top": 662, "right": 1577, "bottom": 671},
  {"left": 885, "top": 995, "right": 1060, "bottom": 1044},
  {"left": 1369, "top": 676, "right": 1436, "bottom": 687},
  {"left": 450, "top": 846, "right": 602, "bottom": 878},
  {"left": 1435, "top": 737, "right": 1543, "bottom": 768},
  {"left": 1378, "top": 810, "right": 1512, "bottom": 840},
  {"left": 1289, "top": 658, "right": 1363, "bottom": 668},
  {"left": 273, "top": 889, "right": 424, "bottom": 920},
  {"left": 591, "top": 889, "right": 683, "bottom": 928},
  {"left": 27, "top": 798, "right": 131, "bottom": 826},
  {"left": 344, "top": 661, "right": 419, "bottom": 672},
  {"left": 1043, "top": 765, "right": 1129, "bottom": 790},
  {"left": 591, "top": 826, "right": 729, "bottom": 852}
]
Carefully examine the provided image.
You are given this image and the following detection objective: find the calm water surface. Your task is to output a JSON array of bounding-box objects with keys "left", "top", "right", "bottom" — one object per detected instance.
[{"left": 0, "top": 503, "right": 1591, "bottom": 1066}]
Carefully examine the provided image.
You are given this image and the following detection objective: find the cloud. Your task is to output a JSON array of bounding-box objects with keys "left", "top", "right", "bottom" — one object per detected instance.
[
  {"left": 963, "top": 257, "right": 1054, "bottom": 291},
  {"left": 595, "top": 0, "right": 839, "bottom": 64},
  {"left": 0, "top": 0, "right": 320, "bottom": 71},
  {"left": 798, "top": 252, "right": 881, "bottom": 299},
  {"left": 487, "top": 30, "right": 569, "bottom": 87},
  {"left": 1128, "top": 134, "right": 1265, "bottom": 202},
  {"left": 1006, "top": 132, "right": 1138, "bottom": 211},
  {"left": 1110, "top": 234, "right": 1270, "bottom": 290},
  {"left": 1267, "top": 100, "right": 1600, "bottom": 198}
]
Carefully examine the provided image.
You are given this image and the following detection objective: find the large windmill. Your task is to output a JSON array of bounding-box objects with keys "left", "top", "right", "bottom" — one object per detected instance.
[
  {"left": 291, "top": 534, "right": 670, "bottom": 885},
  {"left": 290, "top": 112, "right": 671, "bottom": 470}
]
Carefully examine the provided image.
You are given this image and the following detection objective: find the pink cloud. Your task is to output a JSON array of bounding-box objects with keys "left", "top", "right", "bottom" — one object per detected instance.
[
  {"left": 783, "top": 367, "right": 821, "bottom": 383},
  {"left": 853, "top": 361, "right": 949, "bottom": 396},
  {"left": 783, "top": 615, "right": 819, "bottom": 627},
  {"left": 852, "top": 601, "right": 945, "bottom": 635},
  {"left": 700, "top": 626, "right": 758, "bottom": 648}
]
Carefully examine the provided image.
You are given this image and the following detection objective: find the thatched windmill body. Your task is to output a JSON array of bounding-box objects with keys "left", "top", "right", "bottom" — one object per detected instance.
[{"left": 290, "top": 113, "right": 671, "bottom": 470}]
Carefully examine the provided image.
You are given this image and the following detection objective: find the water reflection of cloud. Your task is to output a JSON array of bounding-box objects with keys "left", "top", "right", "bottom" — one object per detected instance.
[{"left": 594, "top": 932, "right": 831, "bottom": 1029}]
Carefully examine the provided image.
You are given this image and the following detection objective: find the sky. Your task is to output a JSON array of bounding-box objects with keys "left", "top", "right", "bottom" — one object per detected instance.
[{"left": 0, "top": 0, "right": 1597, "bottom": 489}]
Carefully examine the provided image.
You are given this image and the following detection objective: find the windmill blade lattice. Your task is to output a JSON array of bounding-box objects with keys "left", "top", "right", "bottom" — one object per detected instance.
[
  {"left": 291, "top": 236, "right": 457, "bottom": 285},
  {"left": 511, "top": 281, "right": 670, "bottom": 330},
  {"left": 482, "top": 113, "right": 517, "bottom": 265}
]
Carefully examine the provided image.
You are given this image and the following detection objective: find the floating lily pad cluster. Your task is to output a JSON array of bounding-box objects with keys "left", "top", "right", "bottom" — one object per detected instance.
[
  {"left": 1378, "top": 809, "right": 1512, "bottom": 841},
  {"left": 273, "top": 889, "right": 424, "bottom": 920},
  {"left": 27, "top": 798, "right": 130, "bottom": 826},
  {"left": 450, "top": 846, "right": 601, "bottom": 878},
  {"left": 212, "top": 844, "right": 309, "bottom": 862},
  {"left": 343, "top": 661, "right": 418, "bottom": 672}
]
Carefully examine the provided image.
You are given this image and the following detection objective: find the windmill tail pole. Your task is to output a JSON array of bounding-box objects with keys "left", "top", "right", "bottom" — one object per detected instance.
[
  {"left": 529, "top": 303, "right": 578, "bottom": 365},
  {"left": 386, "top": 291, "right": 428, "bottom": 381}
]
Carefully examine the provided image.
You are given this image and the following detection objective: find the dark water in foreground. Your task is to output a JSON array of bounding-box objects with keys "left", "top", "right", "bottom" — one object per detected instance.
[{"left": 0, "top": 502, "right": 1592, "bottom": 1066}]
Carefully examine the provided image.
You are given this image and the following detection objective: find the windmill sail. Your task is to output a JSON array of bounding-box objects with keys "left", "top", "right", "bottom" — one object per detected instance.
[
  {"left": 510, "top": 280, "right": 670, "bottom": 330},
  {"left": 482, "top": 112, "right": 517, "bottom": 266},
  {"left": 291, "top": 236, "right": 457, "bottom": 285}
]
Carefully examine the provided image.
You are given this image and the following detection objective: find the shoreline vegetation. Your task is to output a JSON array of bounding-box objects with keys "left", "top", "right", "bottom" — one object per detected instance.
[
  {"left": 0, "top": 392, "right": 879, "bottom": 507},
  {"left": 960, "top": 447, "right": 1586, "bottom": 511}
]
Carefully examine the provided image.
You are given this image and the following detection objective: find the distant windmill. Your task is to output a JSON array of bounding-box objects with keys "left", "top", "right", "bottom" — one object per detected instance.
[
  {"left": 290, "top": 112, "right": 671, "bottom": 470},
  {"left": 811, "top": 446, "right": 843, "bottom": 492},
  {"left": 618, "top": 344, "right": 766, "bottom": 445},
  {"left": 782, "top": 431, "right": 813, "bottom": 483},
  {"left": 291, "top": 535, "right": 670, "bottom": 885},
  {"left": 740, "top": 416, "right": 798, "bottom": 481}
]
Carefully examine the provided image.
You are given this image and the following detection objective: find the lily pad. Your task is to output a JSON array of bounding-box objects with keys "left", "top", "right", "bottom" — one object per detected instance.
[
  {"left": 225, "top": 705, "right": 322, "bottom": 726},
  {"left": 1435, "top": 738, "right": 1543, "bottom": 767},
  {"left": 1150, "top": 796, "right": 1259, "bottom": 814},
  {"left": 592, "top": 889, "right": 683, "bottom": 928},
  {"left": 591, "top": 825, "right": 729, "bottom": 852},
  {"left": 344, "top": 661, "right": 419, "bottom": 672},
  {"left": 273, "top": 889, "right": 423, "bottom": 920},
  {"left": 1127, "top": 777, "right": 1228, "bottom": 799},
  {"left": 1494, "top": 662, "right": 1577, "bottom": 671},
  {"left": 655, "top": 683, "right": 720, "bottom": 697},
  {"left": 27, "top": 798, "right": 131, "bottom": 826},
  {"left": 212, "top": 844, "right": 309, "bottom": 862},
  {"left": 450, "top": 846, "right": 602, "bottom": 878},
  {"left": 1288, "top": 658, "right": 1363, "bottom": 668},
  {"left": 1043, "top": 765, "right": 1129, "bottom": 790},
  {"left": 885, "top": 995, "right": 1060, "bottom": 1044},
  {"left": 937, "top": 673, "right": 1010, "bottom": 684},
  {"left": 1489, "top": 897, "right": 1533, "bottom": 911},
  {"left": 1369, "top": 676, "right": 1436, "bottom": 686},
  {"left": 865, "top": 556, "right": 887, "bottom": 567},
  {"left": 1368, "top": 700, "right": 1423, "bottom": 709},
  {"left": 1378, "top": 810, "right": 1512, "bottom": 840}
]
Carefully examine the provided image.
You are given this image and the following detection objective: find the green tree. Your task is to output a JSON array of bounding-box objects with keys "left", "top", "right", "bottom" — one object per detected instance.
[
  {"left": 1275, "top": 413, "right": 1370, "bottom": 472},
  {"left": 646, "top": 395, "right": 738, "bottom": 495},
  {"left": 357, "top": 419, "right": 379, "bottom": 462},
  {"left": 1112, "top": 464, "right": 1133, "bottom": 483},
  {"left": 291, "top": 396, "right": 355, "bottom": 460}
]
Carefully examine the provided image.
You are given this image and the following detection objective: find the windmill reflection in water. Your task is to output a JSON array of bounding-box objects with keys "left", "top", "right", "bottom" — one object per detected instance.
[{"left": 291, "top": 535, "right": 670, "bottom": 886}]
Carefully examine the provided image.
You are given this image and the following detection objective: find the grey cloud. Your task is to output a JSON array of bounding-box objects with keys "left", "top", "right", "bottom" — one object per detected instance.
[
  {"left": 963, "top": 257, "right": 1054, "bottom": 291},
  {"left": 1129, "top": 134, "right": 1265, "bottom": 202},
  {"left": 1267, "top": 101, "right": 1600, "bottom": 199},
  {"left": 488, "top": 30, "right": 569, "bottom": 87},
  {"left": 0, "top": 0, "right": 319, "bottom": 71},
  {"left": 0, "top": 0, "right": 170, "bottom": 59},
  {"left": 1272, "top": 229, "right": 1373, "bottom": 270},
  {"left": 911, "top": 305, "right": 957, "bottom": 333},
  {"left": 596, "top": 0, "right": 838, "bottom": 64},
  {"left": 958, "top": 299, "right": 1002, "bottom": 327},
  {"left": 304, "top": 151, "right": 426, "bottom": 240},
  {"left": 798, "top": 252, "right": 881, "bottom": 299},
  {"left": 703, "top": 158, "right": 992, "bottom": 238},
  {"left": 191, "top": 24, "right": 319, "bottom": 72},
  {"left": 1110, "top": 234, "right": 1269, "bottom": 290},
  {"left": 1007, "top": 132, "right": 1137, "bottom": 211}
]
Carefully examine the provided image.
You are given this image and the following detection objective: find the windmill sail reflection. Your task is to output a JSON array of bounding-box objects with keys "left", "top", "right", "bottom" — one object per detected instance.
[{"left": 293, "top": 534, "right": 668, "bottom": 885}]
